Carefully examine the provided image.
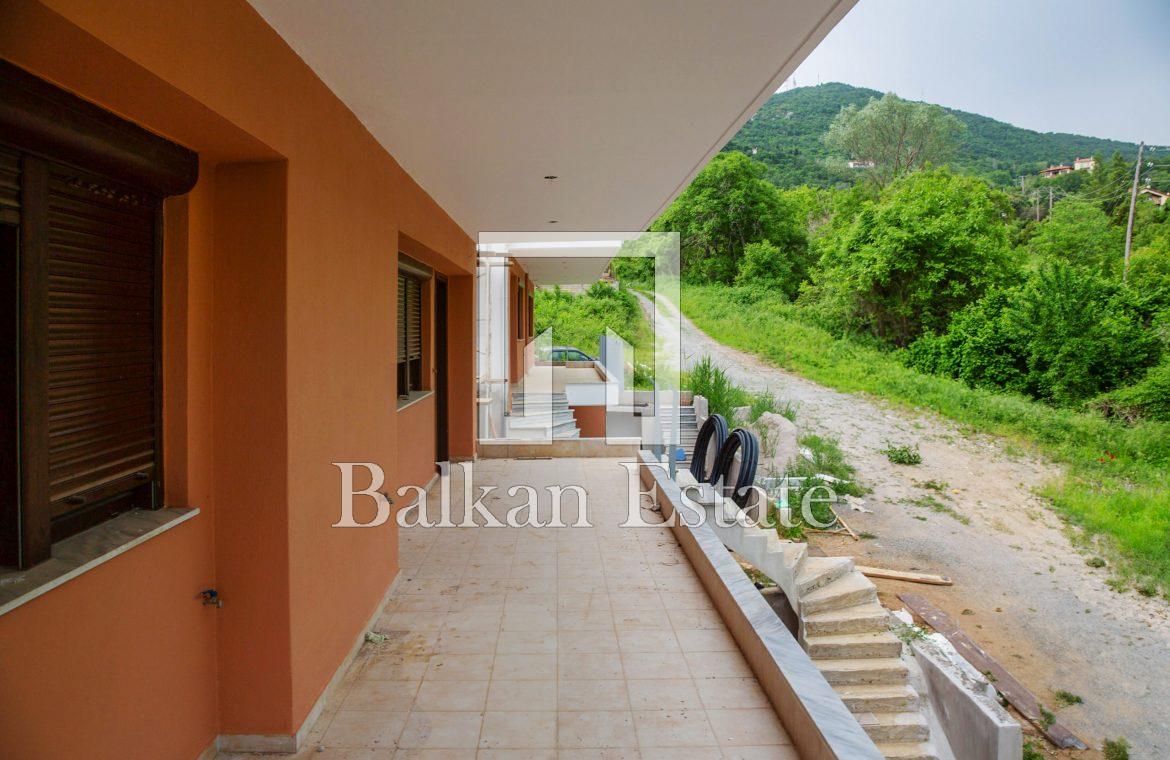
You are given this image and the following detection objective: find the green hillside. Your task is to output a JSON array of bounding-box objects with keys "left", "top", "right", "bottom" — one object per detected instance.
[{"left": 726, "top": 82, "right": 1146, "bottom": 188}]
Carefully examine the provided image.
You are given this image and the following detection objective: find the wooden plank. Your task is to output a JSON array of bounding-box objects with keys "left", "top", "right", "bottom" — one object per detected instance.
[
  {"left": 898, "top": 593, "right": 1087, "bottom": 750},
  {"left": 856, "top": 566, "right": 953, "bottom": 586}
]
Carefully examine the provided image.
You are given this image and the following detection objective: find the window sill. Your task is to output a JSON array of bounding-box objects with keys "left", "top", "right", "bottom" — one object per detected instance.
[
  {"left": 0, "top": 507, "right": 199, "bottom": 618},
  {"left": 396, "top": 389, "right": 434, "bottom": 411}
]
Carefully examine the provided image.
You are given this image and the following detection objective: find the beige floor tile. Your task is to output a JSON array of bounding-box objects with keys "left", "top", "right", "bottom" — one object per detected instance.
[
  {"left": 636, "top": 749, "right": 721, "bottom": 759},
  {"left": 502, "top": 610, "right": 559, "bottom": 632},
  {"left": 558, "top": 679, "right": 630, "bottom": 711},
  {"left": 557, "top": 711, "right": 638, "bottom": 748},
  {"left": 620, "top": 652, "right": 686, "bottom": 680},
  {"left": 478, "top": 711, "right": 557, "bottom": 749},
  {"left": 392, "top": 750, "right": 475, "bottom": 759},
  {"left": 625, "top": 679, "right": 702, "bottom": 711},
  {"left": 476, "top": 750, "right": 557, "bottom": 760},
  {"left": 364, "top": 655, "right": 429, "bottom": 682},
  {"left": 631, "top": 710, "right": 716, "bottom": 748},
  {"left": 616, "top": 629, "right": 680, "bottom": 654},
  {"left": 559, "top": 652, "right": 625, "bottom": 680},
  {"left": 413, "top": 680, "right": 490, "bottom": 711},
  {"left": 496, "top": 629, "right": 558, "bottom": 655},
  {"left": 485, "top": 680, "right": 557, "bottom": 710},
  {"left": 673, "top": 629, "right": 736, "bottom": 653},
  {"left": 493, "top": 653, "right": 557, "bottom": 680},
  {"left": 693, "top": 679, "right": 768, "bottom": 710},
  {"left": 559, "top": 608, "right": 616, "bottom": 630},
  {"left": 557, "top": 750, "right": 641, "bottom": 760},
  {"left": 607, "top": 592, "right": 664, "bottom": 611},
  {"left": 343, "top": 680, "right": 420, "bottom": 711},
  {"left": 321, "top": 709, "right": 408, "bottom": 749},
  {"left": 720, "top": 747, "right": 800, "bottom": 759},
  {"left": 659, "top": 592, "right": 715, "bottom": 611},
  {"left": 559, "top": 628, "right": 620, "bottom": 653},
  {"left": 382, "top": 611, "right": 449, "bottom": 631},
  {"left": 435, "top": 628, "right": 499, "bottom": 654},
  {"left": 704, "top": 709, "right": 789, "bottom": 747},
  {"left": 666, "top": 609, "right": 723, "bottom": 631},
  {"left": 681, "top": 651, "right": 752, "bottom": 680},
  {"left": 424, "top": 654, "right": 495, "bottom": 681},
  {"left": 613, "top": 609, "right": 672, "bottom": 630},
  {"left": 444, "top": 608, "right": 504, "bottom": 630},
  {"left": 397, "top": 711, "right": 484, "bottom": 749}
]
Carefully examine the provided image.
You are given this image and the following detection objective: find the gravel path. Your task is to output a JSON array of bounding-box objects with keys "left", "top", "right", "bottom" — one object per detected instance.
[{"left": 642, "top": 292, "right": 1170, "bottom": 757}]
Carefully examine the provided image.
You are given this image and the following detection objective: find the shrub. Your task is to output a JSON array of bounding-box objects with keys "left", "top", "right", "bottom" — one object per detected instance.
[
  {"left": 881, "top": 442, "right": 923, "bottom": 465},
  {"left": 806, "top": 169, "right": 1015, "bottom": 346},
  {"left": 1093, "top": 358, "right": 1170, "bottom": 422},
  {"left": 908, "top": 262, "right": 1161, "bottom": 406},
  {"left": 735, "top": 241, "right": 801, "bottom": 300},
  {"left": 685, "top": 357, "right": 745, "bottom": 420},
  {"left": 1103, "top": 737, "right": 1130, "bottom": 760}
]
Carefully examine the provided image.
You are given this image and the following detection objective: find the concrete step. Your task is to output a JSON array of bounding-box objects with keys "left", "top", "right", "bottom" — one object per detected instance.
[
  {"left": 802, "top": 602, "right": 889, "bottom": 636},
  {"left": 799, "top": 572, "right": 877, "bottom": 615},
  {"left": 834, "top": 684, "right": 919, "bottom": 714},
  {"left": 795, "top": 556, "right": 855, "bottom": 596},
  {"left": 857, "top": 711, "right": 930, "bottom": 743},
  {"left": 873, "top": 741, "right": 940, "bottom": 760},
  {"left": 805, "top": 631, "right": 903, "bottom": 660},
  {"left": 508, "top": 411, "right": 576, "bottom": 428},
  {"left": 815, "top": 657, "right": 908, "bottom": 686}
]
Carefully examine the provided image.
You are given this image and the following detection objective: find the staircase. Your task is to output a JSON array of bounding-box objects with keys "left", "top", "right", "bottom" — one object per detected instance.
[
  {"left": 659, "top": 404, "right": 698, "bottom": 465},
  {"left": 701, "top": 498, "right": 940, "bottom": 760},
  {"left": 508, "top": 391, "right": 580, "bottom": 439}
]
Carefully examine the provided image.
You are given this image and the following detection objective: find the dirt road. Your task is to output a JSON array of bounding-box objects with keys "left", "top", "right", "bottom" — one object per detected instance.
[{"left": 642, "top": 292, "right": 1170, "bottom": 758}]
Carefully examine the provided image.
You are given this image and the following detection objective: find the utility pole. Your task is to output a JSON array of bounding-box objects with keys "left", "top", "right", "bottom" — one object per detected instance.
[{"left": 1123, "top": 141, "right": 1145, "bottom": 282}]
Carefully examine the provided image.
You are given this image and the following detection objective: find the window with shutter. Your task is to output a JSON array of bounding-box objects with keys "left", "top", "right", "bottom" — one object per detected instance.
[
  {"left": 396, "top": 254, "right": 432, "bottom": 400},
  {"left": 0, "top": 61, "right": 197, "bottom": 569}
]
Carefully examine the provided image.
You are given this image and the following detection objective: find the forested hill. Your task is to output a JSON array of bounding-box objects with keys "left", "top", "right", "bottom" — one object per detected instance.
[{"left": 725, "top": 82, "right": 1143, "bottom": 188}]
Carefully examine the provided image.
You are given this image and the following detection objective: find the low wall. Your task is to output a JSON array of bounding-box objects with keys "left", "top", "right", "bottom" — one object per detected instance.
[
  {"left": 638, "top": 452, "right": 883, "bottom": 760},
  {"left": 478, "top": 438, "right": 641, "bottom": 458}
]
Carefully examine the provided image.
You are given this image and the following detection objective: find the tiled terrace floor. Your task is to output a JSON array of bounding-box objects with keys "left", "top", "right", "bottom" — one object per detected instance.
[{"left": 232, "top": 458, "right": 796, "bottom": 759}]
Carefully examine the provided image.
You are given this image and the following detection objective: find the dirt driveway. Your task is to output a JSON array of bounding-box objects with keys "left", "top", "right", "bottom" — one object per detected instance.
[{"left": 642, "top": 292, "right": 1170, "bottom": 758}]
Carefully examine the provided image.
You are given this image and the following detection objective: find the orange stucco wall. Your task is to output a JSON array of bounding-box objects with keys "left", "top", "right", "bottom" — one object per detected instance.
[
  {"left": 0, "top": 1, "right": 476, "bottom": 757},
  {"left": 571, "top": 405, "right": 608, "bottom": 438}
]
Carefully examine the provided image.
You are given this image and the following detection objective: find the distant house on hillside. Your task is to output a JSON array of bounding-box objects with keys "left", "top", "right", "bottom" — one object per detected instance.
[
  {"left": 1039, "top": 164, "right": 1074, "bottom": 178},
  {"left": 1140, "top": 188, "right": 1169, "bottom": 207},
  {"left": 847, "top": 158, "right": 875, "bottom": 169},
  {"left": 1074, "top": 156, "right": 1097, "bottom": 172}
]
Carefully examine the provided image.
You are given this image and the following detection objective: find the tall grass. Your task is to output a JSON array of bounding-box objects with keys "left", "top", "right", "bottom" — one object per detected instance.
[
  {"left": 683, "top": 284, "right": 1170, "bottom": 586},
  {"left": 684, "top": 356, "right": 778, "bottom": 422}
]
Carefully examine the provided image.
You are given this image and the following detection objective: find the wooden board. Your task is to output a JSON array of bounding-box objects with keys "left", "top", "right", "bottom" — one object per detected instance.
[
  {"left": 898, "top": 593, "right": 1086, "bottom": 750},
  {"left": 856, "top": 566, "right": 953, "bottom": 586}
]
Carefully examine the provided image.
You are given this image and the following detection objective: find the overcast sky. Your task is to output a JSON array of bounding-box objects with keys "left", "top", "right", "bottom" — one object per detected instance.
[{"left": 790, "top": 0, "right": 1170, "bottom": 146}]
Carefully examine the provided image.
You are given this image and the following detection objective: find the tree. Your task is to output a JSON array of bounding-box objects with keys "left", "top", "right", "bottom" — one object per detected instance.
[
  {"left": 651, "top": 152, "right": 806, "bottom": 284},
  {"left": 1028, "top": 198, "right": 1123, "bottom": 275},
  {"left": 806, "top": 169, "right": 1014, "bottom": 346},
  {"left": 825, "top": 93, "right": 966, "bottom": 187},
  {"left": 734, "top": 241, "right": 802, "bottom": 299}
]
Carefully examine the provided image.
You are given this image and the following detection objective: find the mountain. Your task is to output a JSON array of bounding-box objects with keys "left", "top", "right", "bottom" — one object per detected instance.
[{"left": 725, "top": 82, "right": 1145, "bottom": 188}]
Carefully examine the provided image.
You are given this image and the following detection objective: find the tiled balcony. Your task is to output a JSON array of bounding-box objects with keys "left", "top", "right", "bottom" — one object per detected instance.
[{"left": 231, "top": 458, "right": 797, "bottom": 758}]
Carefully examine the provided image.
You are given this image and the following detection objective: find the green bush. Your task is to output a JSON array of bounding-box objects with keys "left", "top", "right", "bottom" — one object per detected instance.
[
  {"left": 735, "top": 240, "right": 801, "bottom": 300},
  {"left": 907, "top": 262, "right": 1161, "bottom": 406},
  {"left": 533, "top": 283, "right": 649, "bottom": 359},
  {"left": 805, "top": 169, "right": 1014, "bottom": 346},
  {"left": 1094, "top": 358, "right": 1170, "bottom": 422}
]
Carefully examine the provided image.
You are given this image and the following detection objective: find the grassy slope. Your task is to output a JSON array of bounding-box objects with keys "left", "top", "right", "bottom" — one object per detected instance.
[{"left": 682, "top": 284, "right": 1170, "bottom": 587}]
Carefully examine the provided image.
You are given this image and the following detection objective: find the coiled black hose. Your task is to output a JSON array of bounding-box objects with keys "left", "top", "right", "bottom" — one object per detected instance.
[
  {"left": 690, "top": 413, "right": 729, "bottom": 484},
  {"left": 713, "top": 427, "right": 759, "bottom": 508}
]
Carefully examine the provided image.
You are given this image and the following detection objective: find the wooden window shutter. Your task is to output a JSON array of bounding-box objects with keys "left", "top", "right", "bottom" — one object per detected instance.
[
  {"left": 397, "top": 274, "right": 407, "bottom": 363},
  {"left": 45, "top": 164, "right": 160, "bottom": 528},
  {"left": 406, "top": 277, "right": 422, "bottom": 360}
]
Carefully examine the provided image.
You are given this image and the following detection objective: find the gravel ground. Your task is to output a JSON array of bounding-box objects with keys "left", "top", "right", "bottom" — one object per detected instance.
[{"left": 641, "top": 292, "right": 1170, "bottom": 758}]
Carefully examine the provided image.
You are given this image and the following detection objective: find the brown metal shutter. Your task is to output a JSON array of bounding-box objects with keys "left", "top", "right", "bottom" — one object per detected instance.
[
  {"left": 406, "top": 276, "right": 422, "bottom": 360},
  {"left": 45, "top": 164, "right": 158, "bottom": 518},
  {"left": 397, "top": 274, "right": 407, "bottom": 363},
  {"left": 0, "top": 147, "right": 18, "bottom": 224}
]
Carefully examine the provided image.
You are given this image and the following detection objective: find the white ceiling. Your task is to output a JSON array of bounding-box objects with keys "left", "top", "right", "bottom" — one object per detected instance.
[{"left": 248, "top": 0, "right": 853, "bottom": 236}]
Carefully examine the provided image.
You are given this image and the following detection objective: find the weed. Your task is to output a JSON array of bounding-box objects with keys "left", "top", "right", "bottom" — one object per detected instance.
[
  {"left": 893, "top": 623, "right": 928, "bottom": 644},
  {"left": 912, "top": 515, "right": 928, "bottom": 521},
  {"left": 1038, "top": 706, "right": 1055, "bottom": 729},
  {"left": 1085, "top": 556, "right": 1106, "bottom": 568},
  {"left": 1105, "top": 577, "right": 1129, "bottom": 593},
  {"left": 859, "top": 531, "right": 878, "bottom": 539},
  {"left": 680, "top": 285, "right": 1170, "bottom": 587},
  {"left": 881, "top": 441, "right": 923, "bottom": 465},
  {"left": 919, "top": 479, "right": 949, "bottom": 491},
  {"left": 1137, "top": 581, "right": 1158, "bottom": 597},
  {"left": 1103, "top": 737, "right": 1131, "bottom": 760},
  {"left": 909, "top": 495, "right": 971, "bottom": 525},
  {"left": 1052, "top": 689, "right": 1083, "bottom": 707},
  {"left": 747, "top": 389, "right": 779, "bottom": 423},
  {"left": 774, "top": 433, "right": 864, "bottom": 539},
  {"left": 1022, "top": 740, "right": 1044, "bottom": 760}
]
